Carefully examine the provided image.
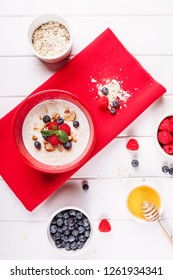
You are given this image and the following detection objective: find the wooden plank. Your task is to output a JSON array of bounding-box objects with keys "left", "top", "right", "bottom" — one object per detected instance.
[
  {"left": 1, "top": 0, "right": 173, "bottom": 16},
  {"left": 1, "top": 177, "right": 173, "bottom": 220},
  {"left": 0, "top": 16, "right": 173, "bottom": 56},
  {"left": 0, "top": 219, "right": 173, "bottom": 259},
  {"left": 0, "top": 56, "right": 171, "bottom": 97},
  {"left": 1, "top": 95, "right": 172, "bottom": 137}
]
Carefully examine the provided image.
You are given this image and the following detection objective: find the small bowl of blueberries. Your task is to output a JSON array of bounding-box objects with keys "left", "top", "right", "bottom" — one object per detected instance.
[{"left": 47, "top": 206, "right": 93, "bottom": 255}]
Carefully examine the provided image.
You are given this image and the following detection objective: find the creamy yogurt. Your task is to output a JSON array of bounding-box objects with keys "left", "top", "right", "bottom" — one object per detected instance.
[{"left": 22, "top": 99, "right": 90, "bottom": 166}]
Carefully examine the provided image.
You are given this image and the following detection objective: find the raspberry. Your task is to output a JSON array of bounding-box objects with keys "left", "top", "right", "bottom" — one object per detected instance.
[
  {"left": 47, "top": 121, "right": 58, "bottom": 130},
  {"left": 163, "top": 144, "right": 173, "bottom": 155},
  {"left": 59, "top": 123, "right": 71, "bottom": 136},
  {"left": 169, "top": 116, "right": 173, "bottom": 124},
  {"left": 98, "top": 219, "right": 111, "bottom": 232},
  {"left": 157, "top": 131, "right": 173, "bottom": 145},
  {"left": 159, "top": 118, "right": 173, "bottom": 132},
  {"left": 126, "top": 139, "right": 139, "bottom": 151},
  {"left": 98, "top": 96, "right": 109, "bottom": 110},
  {"left": 48, "top": 135, "right": 61, "bottom": 146}
]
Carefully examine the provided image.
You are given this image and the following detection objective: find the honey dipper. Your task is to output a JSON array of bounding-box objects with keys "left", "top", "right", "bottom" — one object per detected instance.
[{"left": 142, "top": 201, "right": 173, "bottom": 244}]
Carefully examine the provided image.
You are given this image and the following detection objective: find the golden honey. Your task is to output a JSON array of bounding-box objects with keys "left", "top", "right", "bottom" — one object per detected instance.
[{"left": 127, "top": 186, "right": 161, "bottom": 220}]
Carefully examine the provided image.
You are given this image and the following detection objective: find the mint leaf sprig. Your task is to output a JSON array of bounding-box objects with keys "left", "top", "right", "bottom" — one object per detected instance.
[{"left": 41, "top": 129, "right": 69, "bottom": 144}]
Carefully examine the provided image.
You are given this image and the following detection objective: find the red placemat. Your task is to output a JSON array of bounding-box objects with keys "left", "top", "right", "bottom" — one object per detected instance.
[{"left": 0, "top": 28, "right": 166, "bottom": 211}]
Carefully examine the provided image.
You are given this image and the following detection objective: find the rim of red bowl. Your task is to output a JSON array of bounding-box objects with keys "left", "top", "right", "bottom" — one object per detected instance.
[{"left": 12, "top": 89, "right": 96, "bottom": 173}]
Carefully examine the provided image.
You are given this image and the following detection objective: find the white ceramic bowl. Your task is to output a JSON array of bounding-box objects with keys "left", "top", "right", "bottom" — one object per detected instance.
[
  {"left": 47, "top": 206, "right": 93, "bottom": 256},
  {"left": 155, "top": 112, "right": 173, "bottom": 159},
  {"left": 27, "top": 14, "right": 73, "bottom": 63},
  {"left": 126, "top": 183, "right": 164, "bottom": 223}
]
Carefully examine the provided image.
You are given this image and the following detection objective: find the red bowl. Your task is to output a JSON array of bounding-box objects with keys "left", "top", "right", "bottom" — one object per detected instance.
[{"left": 12, "top": 89, "right": 96, "bottom": 173}]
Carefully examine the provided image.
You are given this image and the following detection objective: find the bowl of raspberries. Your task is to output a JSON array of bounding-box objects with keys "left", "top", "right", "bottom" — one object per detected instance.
[
  {"left": 47, "top": 207, "right": 93, "bottom": 255},
  {"left": 157, "top": 114, "right": 173, "bottom": 157}
]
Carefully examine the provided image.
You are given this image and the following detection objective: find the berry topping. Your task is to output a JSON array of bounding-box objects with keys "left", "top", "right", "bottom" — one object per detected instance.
[
  {"left": 169, "top": 167, "right": 173, "bottom": 175},
  {"left": 63, "top": 141, "right": 72, "bottom": 149},
  {"left": 98, "top": 96, "right": 109, "bottom": 110},
  {"left": 57, "top": 117, "right": 64, "bottom": 124},
  {"left": 101, "top": 87, "right": 109, "bottom": 95},
  {"left": 73, "top": 120, "right": 80, "bottom": 128},
  {"left": 159, "top": 118, "right": 173, "bottom": 132},
  {"left": 48, "top": 121, "right": 58, "bottom": 130},
  {"left": 126, "top": 139, "right": 139, "bottom": 151},
  {"left": 48, "top": 135, "right": 61, "bottom": 146},
  {"left": 163, "top": 144, "right": 173, "bottom": 155},
  {"left": 59, "top": 123, "right": 71, "bottom": 136},
  {"left": 82, "top": 183, "right": 89, "bottom": 191},
  {"left": 110, "top": 108, "right": 116, "bottom": 115},
  {"left": 162, "top": 166, "right": 169, "bottom": 173},
  {"left": 157, "top": 131, "right": 173, "bottom": 145},
  {"left": 43, "top": 115, "right": 51, "bottom": 123},
  {"left": 131, "top": 159, "right": 139, "bottom": 167},
  {"left": 99, "top": 219, "right": 111, "bottom": 232},
  {"left": 34, "top": 141, "right": 41, "bottom": 150},
  {"left": 112, "top": 99, "right": 119, "bottom": 108}
]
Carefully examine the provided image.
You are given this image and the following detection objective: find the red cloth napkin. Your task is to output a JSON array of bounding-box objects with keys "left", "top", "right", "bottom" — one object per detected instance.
[{"left": 0, "top": 28, "right": 166, "bottom": 211}]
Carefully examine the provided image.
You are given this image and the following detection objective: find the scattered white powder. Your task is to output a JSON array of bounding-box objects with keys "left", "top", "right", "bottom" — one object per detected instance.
[{"left": 97, "top": 79, "right": 131, "bottom": 108}]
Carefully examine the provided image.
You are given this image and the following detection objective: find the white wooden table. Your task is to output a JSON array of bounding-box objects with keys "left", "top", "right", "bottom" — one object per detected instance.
[{"left": 1, "top": 0, "right": 173, "bottom": 260}]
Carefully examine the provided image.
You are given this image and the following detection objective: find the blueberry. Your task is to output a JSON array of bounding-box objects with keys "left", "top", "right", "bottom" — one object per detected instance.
[
  {"left": 73, "top": 121, "right": 80, "bottom": 128},
  {"left": 43, "top": 115, "right": 51, "bottom": 123},
  {"left": 76, "top": 241, "right": 84, "bottom": 249},
  {"left": 82, "top": 218, "right": 90, "bottom": 228},
  {"left": 57, "top": 117, "right": 64, "bottom": 124},
  {"left": 76, "top": 211, "right": 83, "bottom": 220},
  {"left": 67, "top": 217, "right": 76, "bottom": 227},
  {"left": 63, "top": 211, "right": 69, "bottom": 219},
  {"left": 72, "top": 229, "right": 79, "bottom": 237},
  {"left": 65, "top": 242, "right": 72, "bottom": 251},
  {"left": 70, "top": 242, "right": 77, "bottom": 250},
  {"left": 110, "top": 108, "right": 116, "bottom": 115},
  {"left": 77, "top": 220, "right": 83, "bottom": 226},
  {"left": 101, "top": 87, "right": 109, "bottom": 95},
  {"left": 61, "top": 235, "right": 68, "bottom": 242},
  {"left": 55, "top": 240, "right": 62, "bottom": 248},
  {"left": 162, "top": 166, "right": 169, "bottom": 173},
  {"left": 64, "top": 219, "right": 68, "bottom": 226},
  {"left": 61, "top": 241, "right": 65, "bottom": 248},
  {"left": 169, "top": 168, "right": 173, "bottom": 175},
  {"left": 56, "top": 218, "right": 64, "bottom": 227},
  {"left": 57, "top": 227, "right": 64, "bottom": 234},
  {"left": 84, "top": 230, "right": 90, "bottom": 238},
  {"left": 62, "top": 225, "right": 68, "bottom": 231},
  {"left": 68, "top": 235, "right": 76, "bottom": 243},
  {"left": 131, "top": 159, "right": 139, "bottom": 167},
  {"left": 63, "top": 141, "right": 72, "bottom": 149},
  {"left": 56, "top": 212, "right": 63, "bottom": 219},
  {"left": 64, "top": 229, "right": 71, "bottom": 236},
  {"left": 82, "top": 183, "right": 89, "bottom": 191},
  {"left": 51, "top": 217, "right": 57, "bottom": 225},
  {"left": 34, "top": 141, "right": 41, "bottom": 150},
  {"left": 69, "top": 210, "right": 76, "bottom": 216},
  {"left": 78, "top": 226, "right": 85, "bottom": 234},
  {"left": 112, "top": 100, "right": 119, "bottom": 108},
  {"left": 42, "top": 135, "right": 48, "bottom": 140},
  {"left": 79, "top": 235, "right": 86, "bottom": 242},
  {"left": 68, "top": 226, "right": 75, "bottom": 231},
  {"left": 50, "top": 225, "right": 58, "bottom": 234},
  {"left": 53, "top": 232, "right": 61, "bottom": 241}
]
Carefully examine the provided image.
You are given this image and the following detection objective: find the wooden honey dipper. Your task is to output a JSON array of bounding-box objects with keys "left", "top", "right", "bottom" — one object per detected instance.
[{"left": 142, "top": 201, "right": 173, "bottom": 244}]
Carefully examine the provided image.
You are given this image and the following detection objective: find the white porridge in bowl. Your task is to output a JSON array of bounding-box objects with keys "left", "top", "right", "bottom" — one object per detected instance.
[{"left": 22, "top": 99, "right": 90, "bottom": 166}]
